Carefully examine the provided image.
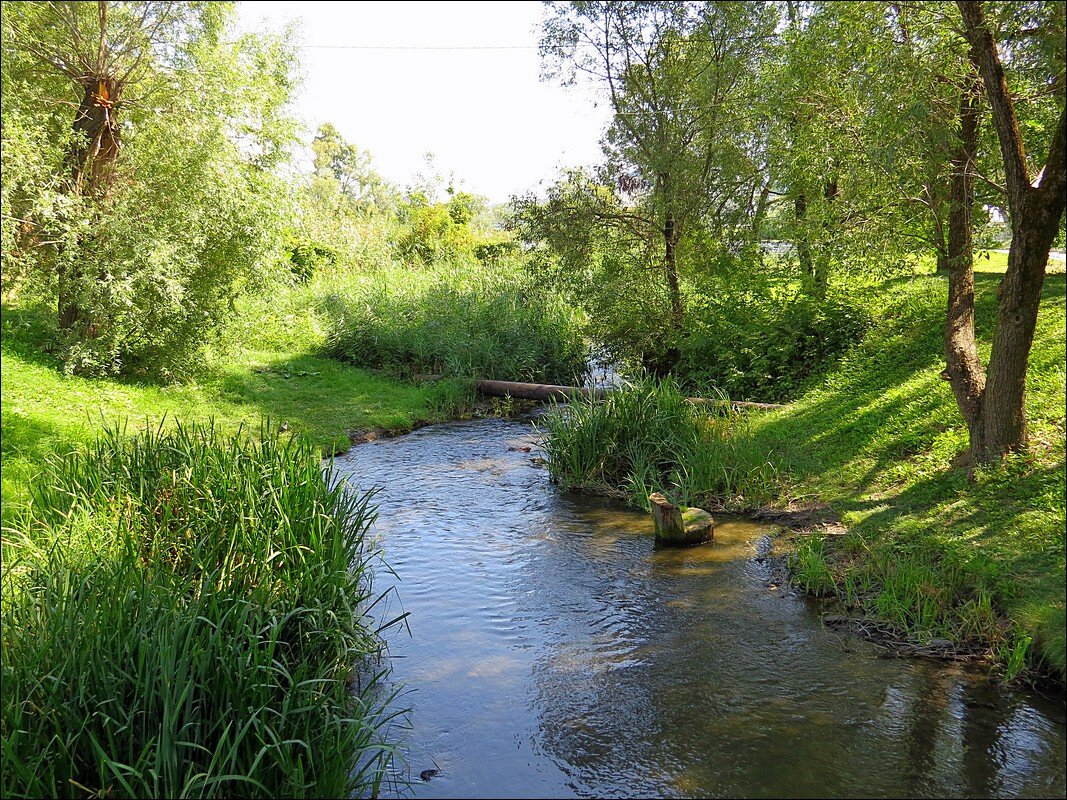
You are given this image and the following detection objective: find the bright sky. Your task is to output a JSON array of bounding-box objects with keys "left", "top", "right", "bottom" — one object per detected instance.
[{"left": 236, "top": 1, "right": 611, "bottom": 204}]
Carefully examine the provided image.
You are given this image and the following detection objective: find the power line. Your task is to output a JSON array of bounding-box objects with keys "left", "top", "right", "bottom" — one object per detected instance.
[{"left": 301, "top": 44, "right": 538, "bottom": 50}]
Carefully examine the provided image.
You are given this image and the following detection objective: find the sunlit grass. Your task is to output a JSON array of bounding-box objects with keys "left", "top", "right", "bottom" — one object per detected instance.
[{"left": 758, "top": 274, "right": 1065, "bottom": 678}]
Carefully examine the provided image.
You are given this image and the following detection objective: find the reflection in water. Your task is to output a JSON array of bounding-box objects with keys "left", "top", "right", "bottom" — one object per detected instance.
[{"left": 335, "top": 417, "right": 1066, "bottom": 799}]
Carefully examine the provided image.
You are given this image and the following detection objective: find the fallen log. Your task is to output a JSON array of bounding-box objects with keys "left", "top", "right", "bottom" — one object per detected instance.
[
  {"left": 474, "top": 379, "right": 786, "bottom": 410},
  {"left": 475, "top": 379, "right": 609, "bottom": 402}
]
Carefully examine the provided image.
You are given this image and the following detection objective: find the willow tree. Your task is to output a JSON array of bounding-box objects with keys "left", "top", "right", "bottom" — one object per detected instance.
[
  {"left": 944, "top": 0, "right": 1066, "bottom": 462},
  {"left": 6, "top": 2, "right": 196, "bottom": 330},
  {"left": 2, "top": 1, "right": 298, "bottom": 375}
]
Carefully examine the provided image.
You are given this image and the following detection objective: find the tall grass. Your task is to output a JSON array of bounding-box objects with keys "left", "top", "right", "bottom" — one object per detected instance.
[
  {"left": 321, "top": 262, "right": 589, "bottom": 385},
  {"left": 1, "top": 421, "right": 396, "bottom": 798},
  {"left": 539, "top": 376, "right": 781, "bottom": 510}
]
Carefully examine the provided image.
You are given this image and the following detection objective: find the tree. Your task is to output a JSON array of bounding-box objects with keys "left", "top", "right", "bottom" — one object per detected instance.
[
  {"left": 2, "top": 1, "right": 299, "bottom": 376},
  {"left": 539, "top": 1, "right": 775, "bottom": 357},
  {"left": 311, "top": 122, "right": 390, "bottom": 210},
  {"left": 944, "top": 0, "right": 1066, "bottom": 462}
]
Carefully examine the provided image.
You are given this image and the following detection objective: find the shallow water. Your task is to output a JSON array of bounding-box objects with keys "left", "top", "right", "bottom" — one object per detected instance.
[{"left": 335, "top": 416, "right": 1066, "bottom": 799}]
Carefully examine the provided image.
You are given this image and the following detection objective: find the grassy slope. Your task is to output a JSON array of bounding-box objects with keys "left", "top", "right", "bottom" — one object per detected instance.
[
  {"left": 1, "top": 300, "right": 456, "bottom": 523},
  {"left": 750, "top": 273, "right": 1066, "bottom": 676}
]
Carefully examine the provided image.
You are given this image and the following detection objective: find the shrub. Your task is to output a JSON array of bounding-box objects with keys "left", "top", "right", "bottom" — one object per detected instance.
[{"left": 678, "top": 289, "right": 872, "bottom": 402}]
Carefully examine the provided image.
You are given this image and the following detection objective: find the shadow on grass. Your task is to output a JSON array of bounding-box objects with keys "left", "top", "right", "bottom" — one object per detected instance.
[{"left": 1, "top": 303, "right": 63, "bottom": 371}]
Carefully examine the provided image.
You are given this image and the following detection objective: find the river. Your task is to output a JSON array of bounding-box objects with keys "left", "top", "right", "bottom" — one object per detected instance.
[{"left": 334, "top": 415, "right": 1066, "bottom": 799}]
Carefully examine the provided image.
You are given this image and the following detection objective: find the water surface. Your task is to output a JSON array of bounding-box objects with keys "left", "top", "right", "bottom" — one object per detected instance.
[{"left": 336, "top": 417, "right": 1066, "bottom": 799}]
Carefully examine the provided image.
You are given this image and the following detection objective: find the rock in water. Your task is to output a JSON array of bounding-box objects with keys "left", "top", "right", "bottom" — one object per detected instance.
[{"left": 649, "top": 492, "right": 715, "bottom": 546}]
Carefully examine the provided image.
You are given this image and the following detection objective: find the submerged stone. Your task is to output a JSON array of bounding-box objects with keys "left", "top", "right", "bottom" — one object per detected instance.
[{"left": 649, "top": 492, "right": 715, "bottom": 546}]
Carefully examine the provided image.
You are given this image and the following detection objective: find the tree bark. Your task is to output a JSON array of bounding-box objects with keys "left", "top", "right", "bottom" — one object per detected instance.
[
  {"left": 811, "top": 178, "right": 840, "bottom": 300},
  {"left": 942, "top": 74, "right": 986, "bottom": 457},
  {"left": 794, "top": 191, "right": 813, "bottom": 280},
  {"left": 957, "top": 0, "right": 1067, "bottom": 462},
  {"left": 58, "top": 76, "right": 122, "bottom": 333}
]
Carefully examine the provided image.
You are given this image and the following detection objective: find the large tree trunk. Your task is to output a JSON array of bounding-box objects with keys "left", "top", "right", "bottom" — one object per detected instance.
[
  {"left": 980, "top": 188, "right": 1063, "bottom": 456},
  {"left": 942, "top": 75, "right": 986, "bottom": 457},
  {"left": 59, "top": 77, "right": 121, "bottom": 333},
  {"left": 957, "top": 0, "right": 1067, "bottom": 462}
]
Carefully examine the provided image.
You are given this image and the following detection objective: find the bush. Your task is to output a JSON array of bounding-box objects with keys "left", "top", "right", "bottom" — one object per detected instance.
[
  {"left": 286, "top": 236, "right": 339, "bottom": 283},
  {"left": 1, "top": 422, "right": 394, "bottom": 798},
  {"left": 678, "top": 289, "right": 872, "bottom": 402},
  {"left": 539, "top": 376, "right": 781, "bottom": 509},
  {"left": 322, "top": 264, "right": 589, "bottom": 385}
]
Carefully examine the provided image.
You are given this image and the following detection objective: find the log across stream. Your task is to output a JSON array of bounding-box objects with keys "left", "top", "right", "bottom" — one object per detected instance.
[{"left": 474, "top": 378, "right": 787, "bottom": 411}]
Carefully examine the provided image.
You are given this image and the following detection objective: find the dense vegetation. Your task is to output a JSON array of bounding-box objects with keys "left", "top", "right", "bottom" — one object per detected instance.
[
  {"left": 2, "top": 423, "right": 392, "bottom": 797},
  {"left": 1, "top": 0, "right": 1064, "bottom": 796}
]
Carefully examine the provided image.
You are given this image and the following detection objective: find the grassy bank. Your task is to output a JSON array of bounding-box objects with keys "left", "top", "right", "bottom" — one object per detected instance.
[
  {"left": 542, "top": 273, "right": 1066, "bottom": 680},
  {"left": 1, "top": 295, "right": 469, "bottom": 524},
  {"left": 1, "top": 298, "right": 443, "bottom": 796},
  {"left": 754, "top": 273, "right": 1066, "bottom": 680},
  {"left": 0, "top": 258, "right": 592, "bottom": 795}
]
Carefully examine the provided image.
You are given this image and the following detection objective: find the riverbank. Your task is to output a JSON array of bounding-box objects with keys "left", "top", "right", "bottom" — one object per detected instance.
[
  {"left": 1, "top": 302, "right": 477, "bottom": 525},
  {"left": 0, "top": 301, "right": 477, "bottom": 796},
  {"left": 748, "top": 273, "right": 1065, "bottom": 683},
  {"left": 538, "top": 273, "right": 1065, "bottom": 683}
]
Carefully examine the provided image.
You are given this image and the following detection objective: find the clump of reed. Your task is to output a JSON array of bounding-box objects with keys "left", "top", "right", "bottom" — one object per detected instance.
[
  {"left": 1, "top": 421, "right": 396, "bottom": 799},
  {"left": 539, "top": 375, "right": 781, "bottom": 510},
  {"left": 321, "top": 264, "right": 589, "bottom": 385}
]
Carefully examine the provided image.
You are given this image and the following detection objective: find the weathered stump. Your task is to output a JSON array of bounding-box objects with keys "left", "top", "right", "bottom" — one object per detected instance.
[{"left": 649, "top": 492, "right": 714, "bottom": 546}]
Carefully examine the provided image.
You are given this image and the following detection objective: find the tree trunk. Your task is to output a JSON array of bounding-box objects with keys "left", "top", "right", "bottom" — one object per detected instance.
[
  {"left": 942, "top": 75, "right": 986, "bottom": 457},
  {"left": 663, "top": 210, "right": 683, "bottom": 332},
  {"left": 957, "top": 0, "right": 1067, "bottom": 462},
  {"left": 794, "top": 191, "right": 813, "bottom": 280},
  {"left": 69, "top": 78, "right": 121, "bottom": 195},
  {"left": 58, "top": 77, "right": 121, "bottom": 333},
  {"left": 810, "top": 178, "right": 839, "bottom": 300},
  {"left": 981, "top": 190, "right": 1063, "bottom": 457}
]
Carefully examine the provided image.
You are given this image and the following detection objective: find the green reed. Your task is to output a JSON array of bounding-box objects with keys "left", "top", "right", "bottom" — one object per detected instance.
[
  {"left": 1, "top": 421, "right": 397, "bottom": 798},
  {"left": 321, "top": 264, "right": 588, "bottom": 385},
  {"left": 539, "top": 376, "right": 781, "bottom": 510}
]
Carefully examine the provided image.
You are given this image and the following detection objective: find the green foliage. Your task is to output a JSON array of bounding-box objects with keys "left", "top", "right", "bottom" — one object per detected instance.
[
  {"left": 285, "top": 235, "right": 339, "bottom": 283},
  {"left": 680, "top": 288, "right": 872, "bottom": 402},
  {"left": 322, "top": 264, "right": 589, "bottom": 385},
  {"left": 540, "top": 376, "right": 780, "bottom": 510},
  {"left": 0, "top": 2, "right": 300, "bottom": 379},
  {"left": 512, "top": 168, "right": 677, "bottom": 365},
  {"left": 1, "top": 422, "right": 394, "bottom": 798}
]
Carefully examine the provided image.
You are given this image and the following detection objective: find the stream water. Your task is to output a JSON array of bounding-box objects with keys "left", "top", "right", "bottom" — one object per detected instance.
[{"left": 334, "top": 416, "right": 1066, "bottom": 799}]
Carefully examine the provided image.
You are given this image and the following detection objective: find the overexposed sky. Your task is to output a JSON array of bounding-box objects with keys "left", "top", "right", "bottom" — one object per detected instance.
[{"left": 236, "top": 1, "right": 610, "bottom": 204}]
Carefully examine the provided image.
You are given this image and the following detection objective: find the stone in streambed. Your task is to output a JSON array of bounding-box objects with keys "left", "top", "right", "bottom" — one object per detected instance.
[{"left": 649, "top": 492, "right": 715, "bottom": 546}]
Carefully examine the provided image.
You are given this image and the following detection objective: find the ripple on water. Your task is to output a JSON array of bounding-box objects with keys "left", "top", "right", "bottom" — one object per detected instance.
[{"left": 336, "top": 417, "right": 1067, "bottom": 800}]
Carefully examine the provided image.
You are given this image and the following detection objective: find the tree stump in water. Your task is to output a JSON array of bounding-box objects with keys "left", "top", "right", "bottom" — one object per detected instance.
[{"left": 649, "top": 492, "right": 714, "bottom": 546}]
